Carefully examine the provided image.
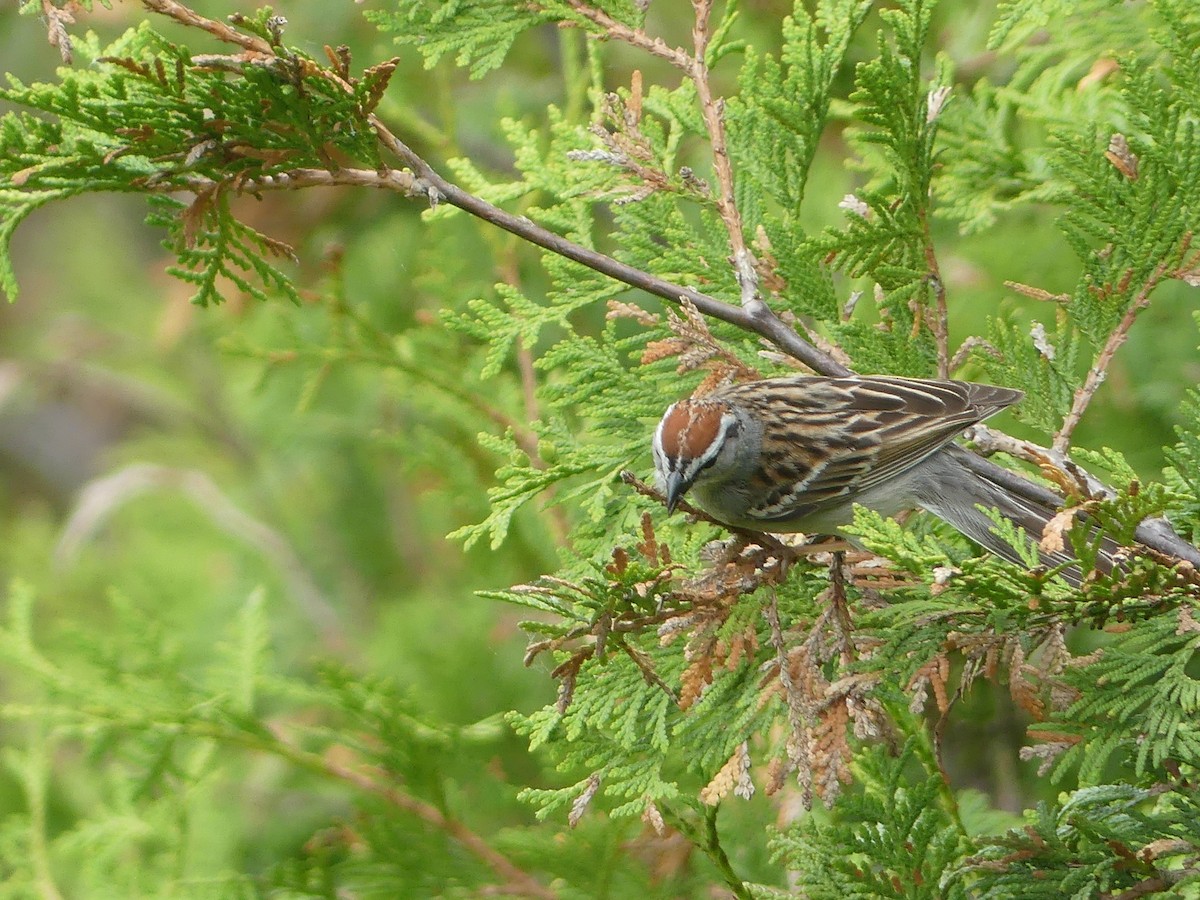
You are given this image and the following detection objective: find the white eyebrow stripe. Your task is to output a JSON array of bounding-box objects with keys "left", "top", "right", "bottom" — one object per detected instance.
[{"left": 652, "top": 405, "right": 673, "bottom": 466}]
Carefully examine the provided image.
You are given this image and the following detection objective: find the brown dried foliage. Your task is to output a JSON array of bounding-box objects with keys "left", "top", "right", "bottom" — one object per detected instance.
[
  {"left": 569, "top": 773, "right": 602, "bottom": 828},
  {"left": 908, "top": 655, "right": 951, "bottom": 715},
  {"left": 523, "top": 514, "right": 792, "bottom": 714},
  {"left": 758, "top": 590, "right": 887, "bottom": 808},
  {"left": 641, "top": 299, "right": 759, "bottom": 388},
  {"left": 700, "top": 742, "right": 754, "bottom": 805},
  {"left": 672, "top": 537, "right": 793, "bottom": 710}
]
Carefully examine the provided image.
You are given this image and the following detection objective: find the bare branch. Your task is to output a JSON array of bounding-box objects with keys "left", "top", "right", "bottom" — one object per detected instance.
[
  {"left": 563, "top": 1, "right": 695, "bottom": 72},
  {"left": 171, "top": 160, "right": 844, "bottom": 377},
  {"left": 1054, "top": 260, "right": 1170, "bottom": 452},
  {"left": 918, "top": 208, "right": 950, "bottom": 378},
  {"left": 262, "top": 729, "right": 558, "bottom": 900},
  {"left": 690, "top": 3, "right": 764, "bottom": 312},
  {"left": 140, "top": 0, "right": 274, "bottom": 57}
]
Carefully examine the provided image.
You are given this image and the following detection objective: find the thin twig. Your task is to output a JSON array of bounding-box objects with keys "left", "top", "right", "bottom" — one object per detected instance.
[
  {"left": 965, "top": 425, "right": 1089, "bottom": 486},
  {"left": 920, "top": 91, "right": 952, "bottom": 377},
  {"left": 919, "top": 208, "right": 950, "bottom": 378},
  {"left": 194, "top": 721, "right": 559, "bottom": 900},
  {"left": 1054, "top": 261, "right": 1169, "bottom": 452},
  {"left": 515, "top": 338, "right": 571, "bottom": 546},
  {"left": 700, "top": 805, "right": 753, "bottom": 900},
  {"left": 620, "top": 470, "right": 792, "bottom": 555},
  {"left": 317, "top": 753, "right": 557, "bottom": 899},
  {"left": 827, "top": 552, "right": 854, "bottom": 665},
  {"left": 495, "top": 229, "right": 571, "bottom": 543},
  {"left": 563, "top": 1, "right": 695, "bottom": 72},
  {"left": 565, "top": 0, "right": 764, "bottom": 311},
  {"left": 765, "top": 591, "right": 812, "bottom": 806},
  {"left": 688, "top": 1, "right": 759, "bottom": 310},
  {"left": 140, "top": 0, "right": 273, "bottom": 56}
]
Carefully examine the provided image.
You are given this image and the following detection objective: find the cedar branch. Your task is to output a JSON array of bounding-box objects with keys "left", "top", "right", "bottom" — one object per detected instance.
[
  {"left": 132, "top": 4, "right": 1200, "bottom": 570},
  {"left": 1054, "top": 260, "right": 1170, "bottom": 452},
  {"left": 140, "top": 0, "right": 274, "bottom": 57},
  {"left": 562, "top": 0, "right": 765, "bottom": 311}
]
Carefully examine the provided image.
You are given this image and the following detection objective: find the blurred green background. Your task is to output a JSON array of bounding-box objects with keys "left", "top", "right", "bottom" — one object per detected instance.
[{"left": 1, "top": 0, "right": 1197, "bottom": 894}]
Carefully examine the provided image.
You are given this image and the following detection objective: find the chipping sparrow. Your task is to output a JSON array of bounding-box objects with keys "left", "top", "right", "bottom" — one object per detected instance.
[{"left": 653, "top": 374, "right": 1088, "bottom": 577}]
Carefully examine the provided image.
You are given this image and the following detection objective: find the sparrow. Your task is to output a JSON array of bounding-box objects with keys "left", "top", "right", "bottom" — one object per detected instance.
[{"left": 652, "top": 374, "right": 1091, "bottom": 578}]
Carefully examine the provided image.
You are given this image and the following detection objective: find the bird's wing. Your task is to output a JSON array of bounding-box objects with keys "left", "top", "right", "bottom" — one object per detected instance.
[{"left": 722, "top": 376, "right": 1021, "bottom": 520}]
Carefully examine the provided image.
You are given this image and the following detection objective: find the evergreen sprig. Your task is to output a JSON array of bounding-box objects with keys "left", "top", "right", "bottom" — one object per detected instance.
[
  {"left": 940, "top": 0, "right": 1200, "bottom": 442},
  {"left": 813, "top": 0, "right": 947, "bottom": 373},
  {"left": 1030, "top": 609, "right": 1200, "bottom": 782},
  {"left": 770, "top": 742, "right": 969, "bottom": 900},
  {"left": 367, "top": 0, "right": 591, "bottom": 80},
  {"left": 1, "top": 15, "right": 392, "bottom": 303},
  {"left": 0, "top": 581, "right": 515, "bottom": 896},
  {"left": 960, "top": 784, "right": 1200, "bottom": 897},
  {"left": 727, "top": 0, "right": 875, "bottom": 214},
  {"left": 3, "top": 0, "right": 1200, "bottom": 896},
  {"left": 1165, "top": 385, "right": 1200, "bottom": 543}
]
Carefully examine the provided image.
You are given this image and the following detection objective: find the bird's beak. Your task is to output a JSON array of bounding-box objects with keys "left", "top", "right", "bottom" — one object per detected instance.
[{"left": 664, "top": 471, "right": 686, "bottom": 514}]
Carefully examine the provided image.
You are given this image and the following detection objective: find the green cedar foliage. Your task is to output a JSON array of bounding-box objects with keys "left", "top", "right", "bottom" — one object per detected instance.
[
  {"left": 1, "top": 0, "right": 1200, "bottom": 897},
  {"left": 1, "top": 14, "right": 389, "bottom": 304}
]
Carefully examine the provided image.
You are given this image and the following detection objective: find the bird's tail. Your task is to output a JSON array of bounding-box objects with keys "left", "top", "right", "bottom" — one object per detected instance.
[{"left": 915, "top": 453, "right": 1114, "bottom": 587}]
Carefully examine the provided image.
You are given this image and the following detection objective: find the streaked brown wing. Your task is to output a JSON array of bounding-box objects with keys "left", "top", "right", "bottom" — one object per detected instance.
[
  {"left": 718, "top": 375, "right": 1021, "bottom": 519},
  {"left": 841, "top": 378, "right": 1019, "bottom": 491}
]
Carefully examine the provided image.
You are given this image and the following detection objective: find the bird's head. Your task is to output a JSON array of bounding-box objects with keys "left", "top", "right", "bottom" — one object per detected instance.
[{"left": 652, "top": 398, "right": 744, "bottom": 513}]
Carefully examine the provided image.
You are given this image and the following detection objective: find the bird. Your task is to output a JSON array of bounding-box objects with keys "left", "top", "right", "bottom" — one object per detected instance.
[{"left": 652, "top": 373, "right": 1094, "bottom": 580}]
